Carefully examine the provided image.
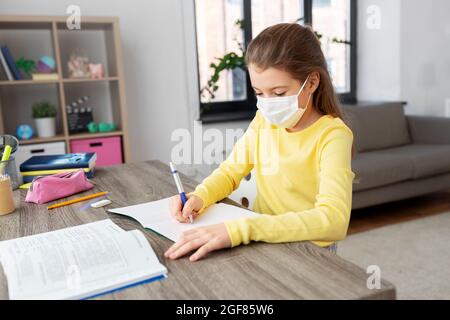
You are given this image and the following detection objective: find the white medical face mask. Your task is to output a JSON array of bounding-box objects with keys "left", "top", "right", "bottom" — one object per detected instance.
[{"left": 256, "top": 76, "right": 311, "bottom": 129}]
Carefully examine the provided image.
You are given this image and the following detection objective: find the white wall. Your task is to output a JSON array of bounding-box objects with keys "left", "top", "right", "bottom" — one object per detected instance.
[
  {"left": 357, "top": 0, "right": 450, "bottom": 116},
  {"left": 357, "top": 0, "right": 402, "bottom": 101},
  {"left": 0, "top": 0, "right": 194, "bottom": 164},
  {"left": 400, "top": 0, "right": 450, "bottom": 116}
]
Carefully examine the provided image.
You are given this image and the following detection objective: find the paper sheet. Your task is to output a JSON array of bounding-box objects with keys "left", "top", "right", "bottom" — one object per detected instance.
[{"left": 108, "top": 198, "right": 258, "bottom": 242}]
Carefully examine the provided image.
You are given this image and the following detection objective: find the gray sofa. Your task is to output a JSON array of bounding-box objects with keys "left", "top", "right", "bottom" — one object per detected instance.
[{"left": 343, "top": 102, "right": 450, "bottom": 210}]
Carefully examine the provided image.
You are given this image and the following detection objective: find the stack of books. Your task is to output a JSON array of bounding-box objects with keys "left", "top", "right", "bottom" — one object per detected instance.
[
  {"left": 31, "top": 73, "right": 58, "bottom": 81},
  {"left": 20, "top": 153, "right": 96, "bottom": 184}
]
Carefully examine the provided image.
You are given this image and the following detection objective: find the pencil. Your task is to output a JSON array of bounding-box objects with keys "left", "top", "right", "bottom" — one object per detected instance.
[{"left": 47, "top": 191, "right": 109, "bottom": 210}]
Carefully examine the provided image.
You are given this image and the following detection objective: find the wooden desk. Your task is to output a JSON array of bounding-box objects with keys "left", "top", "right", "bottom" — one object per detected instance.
[{"left": 0, "top": 161, "right": 396, "bottom": 300}]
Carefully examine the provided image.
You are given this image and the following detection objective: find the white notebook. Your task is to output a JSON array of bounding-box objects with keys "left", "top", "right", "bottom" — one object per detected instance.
[
  {"left": 108, "top": 198, "right": 258, "bottom": 242},
  {"left": 0, "top": 219, "right": 167, "bottom": 300}
]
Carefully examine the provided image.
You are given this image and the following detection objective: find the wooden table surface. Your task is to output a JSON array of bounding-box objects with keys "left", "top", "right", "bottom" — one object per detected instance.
[{"left": 0, "top": 161, "right": 396, "bottom": 300}]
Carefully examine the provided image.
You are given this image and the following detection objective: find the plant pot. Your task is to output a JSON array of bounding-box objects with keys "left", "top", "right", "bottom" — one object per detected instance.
[{"left": 35, "top": 117, "right": 56, "bottom": 138}]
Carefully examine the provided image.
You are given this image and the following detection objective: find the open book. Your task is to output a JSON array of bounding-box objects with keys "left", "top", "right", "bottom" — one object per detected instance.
[
  {"left": 0, "top": 219, "right": 167, "bottom": 300},
  {"left": 108, "top": 197, "right": 258, "bottom": 242}
]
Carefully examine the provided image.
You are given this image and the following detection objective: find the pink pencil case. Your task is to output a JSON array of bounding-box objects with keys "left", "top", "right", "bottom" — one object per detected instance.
[{"left": 25, "top": 170, "right": 94, "bottom": 204}]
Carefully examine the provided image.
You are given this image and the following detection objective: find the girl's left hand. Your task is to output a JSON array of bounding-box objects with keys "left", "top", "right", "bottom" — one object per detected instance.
[{"left": 164, "top": 223, "right": 231, "bottom": 262}]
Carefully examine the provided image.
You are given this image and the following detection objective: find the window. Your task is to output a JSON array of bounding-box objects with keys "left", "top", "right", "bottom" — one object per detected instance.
[
  {"left": 194, "top": 0, "right": 357, "bottom": 123},
  {"left": 311, "top": 0, "right": 355, "bottom": 98},
  {"left": 251, "top": 0, "right": 305, "bottom": 37}
]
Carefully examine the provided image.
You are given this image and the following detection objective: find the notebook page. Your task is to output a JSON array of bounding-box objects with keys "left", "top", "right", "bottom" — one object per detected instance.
[
  {"left": 0, "top": 219, "right": 166, "bottom": 300},
  {"left": 68, "top": 230, "right": 167, "bottom": 300},
  {"left": 109, "top": 198, "right": 258, "bottom": 242}
]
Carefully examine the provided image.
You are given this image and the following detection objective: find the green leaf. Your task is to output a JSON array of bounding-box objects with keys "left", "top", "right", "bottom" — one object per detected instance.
[
  {"left": 32, "top": 100, "right": 57, "bottom": 119},
  {"left": 15, "top": 57, "right": 36, "bottom": 77}
]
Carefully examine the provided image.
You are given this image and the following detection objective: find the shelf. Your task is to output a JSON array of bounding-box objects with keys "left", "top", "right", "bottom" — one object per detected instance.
[
  {"left": 68, "top": 131, "right": 123, "bottom": 140},
  {"left": 18, "top": 134, "right": 66, "bottom": 145},
  {"left": 0, "top": 16, "right": 118, "bottom": 24},
  {"left": 15, "top": 131, "right": 123, "bottom": 146},
  {"left": 0, "top": 15, "right": 129, "bottom": 163},
  {"left": 0, "top": 77, "right": 119, "bottom": 86},
  {"left": 0, "top": 79, "right": 59, "bottom": 86},
  {"left": 17, "top": 131, "right": 124, "bottom": 145},
  {"left": 62, "top": 77, "right": 119, "bottom": 83}
]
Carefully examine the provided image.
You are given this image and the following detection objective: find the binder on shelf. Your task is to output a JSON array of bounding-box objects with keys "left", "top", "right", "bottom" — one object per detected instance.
[
  {"left": 0, "top": 47, "right": 13, "bottom": 81},
  {"left": 0, "top": 45, "right": 23, "bottom": 80}
]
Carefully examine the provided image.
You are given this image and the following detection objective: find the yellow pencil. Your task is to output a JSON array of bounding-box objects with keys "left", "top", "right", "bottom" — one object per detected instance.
[{"left": 47, "top": 191, "right": 109, "bottom": 210}]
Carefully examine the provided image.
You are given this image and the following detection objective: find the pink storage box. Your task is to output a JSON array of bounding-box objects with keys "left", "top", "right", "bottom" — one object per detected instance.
[{"left": 70, "top": 136, "right": 123, "bottom": 167}]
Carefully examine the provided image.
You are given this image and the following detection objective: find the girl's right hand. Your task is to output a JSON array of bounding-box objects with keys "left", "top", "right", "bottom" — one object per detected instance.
[{"left": 169, "top": 194, "right": 204, "bottom": 223}]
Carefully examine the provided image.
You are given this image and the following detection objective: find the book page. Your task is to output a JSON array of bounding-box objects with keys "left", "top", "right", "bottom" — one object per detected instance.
[
  {"left": 109, "top": 198, "right": 258, "bottom": 242},
  {"left": 0, "top": 219, "right": 167, "bottom": 300}
]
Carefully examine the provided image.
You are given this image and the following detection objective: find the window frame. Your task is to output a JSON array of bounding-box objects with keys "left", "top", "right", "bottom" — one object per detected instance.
[{"left": 195, "top": 0, "right": 357, "bottom": 123}]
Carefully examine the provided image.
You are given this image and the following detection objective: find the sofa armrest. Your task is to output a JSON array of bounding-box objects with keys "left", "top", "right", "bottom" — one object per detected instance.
[{"left": 407, "top": 116, "right": 450, "bottom": 144}]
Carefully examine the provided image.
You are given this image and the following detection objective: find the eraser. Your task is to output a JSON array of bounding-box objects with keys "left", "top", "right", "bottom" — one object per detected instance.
[{"left": 90, "top": 199, "right": 112, "bottom": 208}]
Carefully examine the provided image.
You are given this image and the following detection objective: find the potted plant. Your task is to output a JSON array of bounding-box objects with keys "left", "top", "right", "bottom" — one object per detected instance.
[
  {"left": 32, "top": 100, "right": 57, "bottom": 138},
  {"left": 15, "top": 57, "right": 36, "bottom": 79}
]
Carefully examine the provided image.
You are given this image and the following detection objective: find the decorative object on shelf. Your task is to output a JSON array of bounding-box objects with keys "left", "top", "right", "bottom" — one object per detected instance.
[
  {"left": 36, "top": 56, "right": 56, "bottom": 73},
  {"left": 98, "top": 122, "right": 117, "bottom": 133},
  {"left": 15, "top": 124, "right": 34, "bottom": 140},
  {"left": 88, "top": 63, "right": 104, "bottom": 79},
  {"left": 67, "top": 96, "right": 94, "bottom": 133},
  {"left": 87, "top": 121, "right": 117, "bottom": 133},
  {"left": 15, "top": 57, "right": 36, "bottom": 78},
  {"left": 67, "top": 51, "right": 90, "bottom": 78},
  {"left": 87, "top": 121, "right": 98, "bottom": 133},
  {"left": 32, "top": 55, "right": 58, "bottom": 81},
  {"left": 32, "top": 100, "right": 57, "bottom": 138}
]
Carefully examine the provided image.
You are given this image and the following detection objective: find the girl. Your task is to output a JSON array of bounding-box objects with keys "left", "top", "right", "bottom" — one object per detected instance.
[{"left": 165, "top": 23, "right": 355, "bottom": 262}]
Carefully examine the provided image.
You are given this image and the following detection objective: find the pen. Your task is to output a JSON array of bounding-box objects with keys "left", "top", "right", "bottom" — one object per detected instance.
[{"left": 169, "top": 162, "right": 193, "bottom": 224}]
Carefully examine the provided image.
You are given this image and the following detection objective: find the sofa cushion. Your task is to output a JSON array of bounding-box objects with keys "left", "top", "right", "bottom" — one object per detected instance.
[
  {"left": 352, "top": 151, "right": 414, "bottom": 192},
  {"left": 376, "top": 144, "right": 450, "bottom": 179},
  {"left": 343, "top": 102, "right": 411, "bottom": 152}
]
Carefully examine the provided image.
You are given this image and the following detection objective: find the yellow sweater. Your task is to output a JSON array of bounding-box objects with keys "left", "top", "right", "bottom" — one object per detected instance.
[{"left": 192, "top": 111, "right": 355, "bottom": 248}]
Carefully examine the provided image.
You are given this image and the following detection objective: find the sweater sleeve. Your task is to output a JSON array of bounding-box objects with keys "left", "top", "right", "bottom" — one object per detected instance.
[
  {"left": 190, "top": 115, "right": 259, "bottom": 211},
  {"left": 224, "top": 127, "right": 355, "bottom": 247}
]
